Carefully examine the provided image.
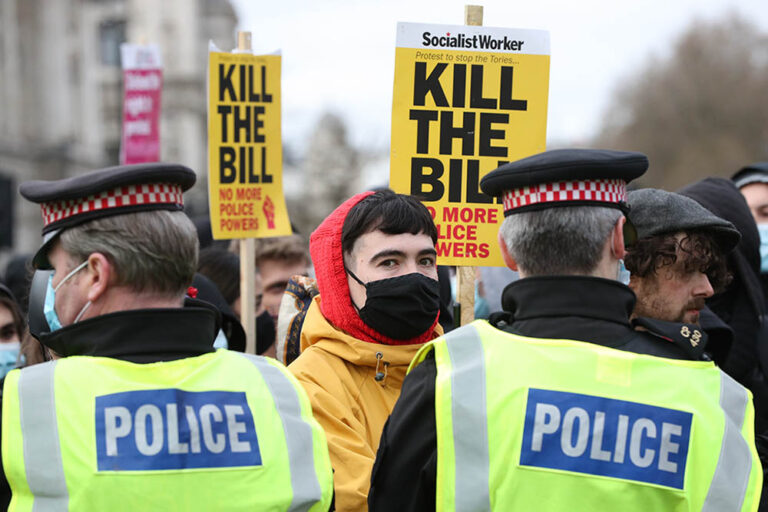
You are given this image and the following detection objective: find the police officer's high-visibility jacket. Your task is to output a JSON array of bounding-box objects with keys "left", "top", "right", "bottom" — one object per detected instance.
[
  {"left": 2, "top": 350, "right": 333, "bottom": 511},
  {"left": 411, "top": 320, "right": 762, "bottom": 511}
]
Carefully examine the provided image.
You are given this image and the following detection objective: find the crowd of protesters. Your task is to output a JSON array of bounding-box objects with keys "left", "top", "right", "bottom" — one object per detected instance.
[{"left": 0, "top": 155, "right": 766, "bottom": 511}]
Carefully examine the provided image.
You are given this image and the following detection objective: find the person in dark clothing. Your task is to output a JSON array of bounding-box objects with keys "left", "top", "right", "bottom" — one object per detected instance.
[
  {"left": 733, "top": 163, "right": 768, "bottom": 311},
  {"left": 369, "top": 150, "right": 762, "bottom": 511},
  {"left": 189, "top": 273, "right": 248, "bottom": 353},
  {"left": 2, "top": 255, "right": 33, "bottom": 316},
  {"left": 0, "top": 284, "right": 24, "bottom": 378},
  {"left": 678, "top": 178, "right": 768, "bottom": 425},
  {"left": 195, "top": 250, "right": 274, "bottom": 354},
  {"left": 678, "top": 177, "right": 768, "bottom": 511},
  {"left": 436, "top": 265, "right": 455, "bottom": 332},
  {"left": 198, "top": 247, "right": 242, "bottom": 310},
  {"left": 0, "top": 163, "right": 333, "bottom": 511},
  {"left": 624, "top": 188, "right": 740, "bottom": 365}
]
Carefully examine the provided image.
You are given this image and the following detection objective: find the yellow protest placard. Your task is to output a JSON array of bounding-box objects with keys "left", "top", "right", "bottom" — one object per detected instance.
[
  {"left": 208, "top": 51, "right": 291, "bottom": 240},
  {"left": 390, "top": 22, "right": 550, "bottom": 266}
]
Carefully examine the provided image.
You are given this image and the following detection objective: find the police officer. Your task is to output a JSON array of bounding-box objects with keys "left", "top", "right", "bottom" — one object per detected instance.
[
  {"left": 1, "top": 164, "right": 333, "bottom": 511},
  {"left": 369, "top": 149, "right": 762, "bottom": 511}
]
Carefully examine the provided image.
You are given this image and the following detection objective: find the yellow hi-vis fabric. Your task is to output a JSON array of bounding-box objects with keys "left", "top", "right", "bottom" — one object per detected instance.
[
  {"left": 2, "top": 350, "right": 333, "bottom": 512},
  {"left": 411, "top": 320, "right": 762, "bottom": 512}
]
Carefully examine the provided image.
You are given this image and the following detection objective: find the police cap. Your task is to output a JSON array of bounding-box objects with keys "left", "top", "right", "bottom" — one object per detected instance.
[
  {"left": 480, "top": 149, "right": 648, "bottom": 216},
  {"left": 626, "top": 188, "right": 740, "bottom": 253},
  {"left": 20, "top": 163, "right": 196, "bottom": 269},
  {"left": 732, "top": 162, "right": 768, "bottom": 189}
]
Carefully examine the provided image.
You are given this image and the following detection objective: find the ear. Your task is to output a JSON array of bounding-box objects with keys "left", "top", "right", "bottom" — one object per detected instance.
[
  {"left": 84, "top": 253, "right": 114, "bottom": 303},
  {"left": 497, "top": 230, "right": 518, "bottom": 271},
  {"left": 611, "top": 216, "right": 627, "bottom": 260}
]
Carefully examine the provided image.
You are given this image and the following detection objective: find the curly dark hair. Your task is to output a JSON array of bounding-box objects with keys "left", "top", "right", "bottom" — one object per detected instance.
[{"left": 625, "top": 231, "right": 732, "bottom": 293}]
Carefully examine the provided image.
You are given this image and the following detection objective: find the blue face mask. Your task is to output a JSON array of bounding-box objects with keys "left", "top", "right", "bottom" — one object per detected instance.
[
  {"left": 758, "top": 224, "right": 768, "bottom": 274},
  {"left": 213, "top": 328, "right": 228, "bottom": 349},
  {"left": 43, "top": 261, "right": 90, "bottom": 332},
  {"left": 617, "top": 259, "right": 631, "bottom": 286},
  {"left": 0, "top": 342, "right": 20, "bottom": 378}
]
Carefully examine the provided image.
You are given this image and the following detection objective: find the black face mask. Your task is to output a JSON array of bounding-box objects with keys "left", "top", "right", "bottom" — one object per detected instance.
[
  {"left": 347, "top": 269, "right": 440, "bottom": 340},
  {"left": 256, "top": 310, "right": 276, "bottom": 355}
]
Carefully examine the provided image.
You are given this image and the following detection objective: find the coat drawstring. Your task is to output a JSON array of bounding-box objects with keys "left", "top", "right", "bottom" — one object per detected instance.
[{"left": 374, "top": 352, "right": 389, "bottom": 384}]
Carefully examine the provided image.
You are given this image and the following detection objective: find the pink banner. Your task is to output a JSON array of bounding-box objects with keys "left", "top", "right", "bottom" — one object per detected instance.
[
  {"left": 120, "top": 44, "right": 163, "bottom": 165},
  {"left": 120, "top": 68, "right": 162, "bottom": 164}
]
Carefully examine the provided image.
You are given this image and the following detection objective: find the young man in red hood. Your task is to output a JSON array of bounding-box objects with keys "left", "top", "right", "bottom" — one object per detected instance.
[{"left": 289, "top": 189, "right": 443, "bottom": 511}]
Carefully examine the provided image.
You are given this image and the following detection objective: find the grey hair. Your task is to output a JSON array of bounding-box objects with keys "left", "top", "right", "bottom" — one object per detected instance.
[
  {"left": 499, "top": 206, "right": 622, "bottom": 276},
  {"left": 59, "top": 210, "right": 198, "bottom": 297}
]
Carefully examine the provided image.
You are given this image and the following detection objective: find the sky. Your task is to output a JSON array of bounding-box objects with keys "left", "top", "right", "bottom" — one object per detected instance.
[{"left": 231, "top": 0, "right": 768, "bottom": 154}]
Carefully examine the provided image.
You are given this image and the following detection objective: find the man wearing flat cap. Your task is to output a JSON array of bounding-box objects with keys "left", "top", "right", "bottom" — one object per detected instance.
[
  {"left": 624, "top": 189, "right": 740, "bottom": 364},
  {"left": 369, "top": 149, "right": 762, "bottom": 511},
  {"left": 0, "top": 164, "right": 333, "bottom": 511}
]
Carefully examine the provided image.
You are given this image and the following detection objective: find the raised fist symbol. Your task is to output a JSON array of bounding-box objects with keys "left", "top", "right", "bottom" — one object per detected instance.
[{"left": 263, "top": 196, "right": 276, "bottom": 229}]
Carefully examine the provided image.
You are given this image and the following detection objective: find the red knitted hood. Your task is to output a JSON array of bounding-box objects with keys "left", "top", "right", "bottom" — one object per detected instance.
[{"left": 309, "top": 192, "right": 440, "bottom": 345}]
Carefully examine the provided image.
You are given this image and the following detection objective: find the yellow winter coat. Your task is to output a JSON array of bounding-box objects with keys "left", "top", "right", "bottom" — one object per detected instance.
[{"left": 289, "top": 296, "right": 442, "bottom": 512}]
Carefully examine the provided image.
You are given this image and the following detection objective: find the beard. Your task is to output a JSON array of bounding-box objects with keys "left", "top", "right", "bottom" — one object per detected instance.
[{"left": 634, "top": 295, "right": 707, "bottom": 325}]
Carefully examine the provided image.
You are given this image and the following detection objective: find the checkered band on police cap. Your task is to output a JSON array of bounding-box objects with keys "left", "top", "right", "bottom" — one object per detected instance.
[
  {"left": 502, "top": 179, "right": 627, "bottom": 212},
  {"left": 19, "top": 163, "right": 197, "bottom": 269},
  {"left": 480, "top": 149, "right": 648, "bottom": 215},
  {"left": 40, "top": 183, "right": 184, "bottom": 229}
]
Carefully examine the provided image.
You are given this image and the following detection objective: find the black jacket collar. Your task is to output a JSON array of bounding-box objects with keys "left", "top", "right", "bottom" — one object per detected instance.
[
  {"left": 501, "top": 275, "right": 636, "bottom": 327},
  {"left": 498, "top": 275, "right": 708, "bottom": 361},
  {"left": 38, "top": 301, "right": 219, "bottom": 363}
]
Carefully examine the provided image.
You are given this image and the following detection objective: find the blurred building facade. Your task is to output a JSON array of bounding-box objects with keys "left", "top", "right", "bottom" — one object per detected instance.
[{"left": 0, "top": 0, "right": 238, "bottom": 254}]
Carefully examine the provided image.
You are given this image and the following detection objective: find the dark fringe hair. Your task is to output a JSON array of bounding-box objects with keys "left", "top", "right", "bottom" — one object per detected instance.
[{"left": 342, "top": 189, "right": 437, "bottom": 254}]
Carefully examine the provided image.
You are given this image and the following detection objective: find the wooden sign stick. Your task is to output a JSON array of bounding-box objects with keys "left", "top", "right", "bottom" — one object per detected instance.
[
  {"left": 237, "top": 30, "right": 257, "bottom": 354},
  {"left": 456, "top": 5, "right": 483, "bottom": 326}
]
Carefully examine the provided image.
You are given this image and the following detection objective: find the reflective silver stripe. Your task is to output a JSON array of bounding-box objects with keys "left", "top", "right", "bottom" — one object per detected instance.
[
  {"left": 238, "top": 353, "right": 323, "bottom": 512},
  {"left": 702, "top": 371, "right": 753, "bottom": 512},
  {"left": 17, "top": 361, "right": 69, "bottom": 511},
  {"left": 444, "top": 325, "right": 491, "bottom": 512}
]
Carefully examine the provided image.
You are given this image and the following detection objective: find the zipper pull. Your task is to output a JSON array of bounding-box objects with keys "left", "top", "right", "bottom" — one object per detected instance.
[{"left": 375, "top": 352, "right": 385, "bottom": 381}]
